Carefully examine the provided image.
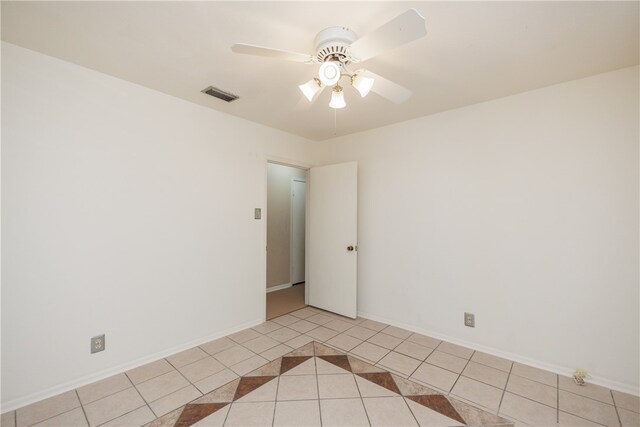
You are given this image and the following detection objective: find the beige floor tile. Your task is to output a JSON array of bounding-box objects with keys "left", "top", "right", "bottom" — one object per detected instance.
[
  {"left": 225, "top": 402, "right": 275, "bottom": 427},
  {"left": 83, "top": 387, "right": 145, "bottom": 427},
  {"left": 282, "top": 358, "right": 316, "bottom": 376},
  {"left": 558, "top": 411, "right": 605, "bottom": 426},
  {"left": 228, "top": 328, "right": 262, "bottom": 344},
  {"left": 199, "top": 337, "right": 236, "bottom": 356},
  {"left": 179, "top": 357, "right": 226, "bottom": 383},
  {"left": 499, "top": 392, "right": 558, "bottom": 426},
  {"left": 1, "top": 411, "right": 15, "bottom": 427},
  {"left": 236, "top": 378, "right": 279, "bottom": 403},
  {"left": 252, "top": 321, "right": 283, "bottom": 334},
  {"left": 272, "top": 314, "right": 300, "bottom": 327},
  {"left": 288, "top": 320, "right": 317, "bottom": 334},
  {"left": 306, "top": 314, "right": 334, "bottom": 325},
  {"left": 350, "top": 342, "right": 390, "bottom": 363},
  {"left": 394, "top": 341, "right": 434, "bottom": 361},
  {"left": 283, "top": 334, "right": 314, "bottom": 348},
  {"left": 359, "top": 319, "right": 389, "bottom": 332},
  {"left": 100, "top": 406, "right": 155, "bottom": 427},
  {"left": 355, "top": 375, "right": 398, "bottom": 398},
  {"left": 273, "top": 400, "right": 321, "bottom": 426},
  {"left": 316, "top": 357, "right": 350, "bottom": 375},
  {"left": 407, "top": 333, "right": 442, "bottom": 349},
  {"left": 559, "top": 390, "right": 619, "bottom": 426},
  {"left": 191, "top": 405, "right": 230, "bottom": 427},
  {"left": 378, "top": 352, "right": 421, "bottom": 377},
  {"left": 619, "top": 408, "right": 640, "bottom": 427},
  {"left": 470, "top": 351, "right": 513, "bottom": 372},
  {"left": 405, "top": 397, "right": 468, "bottom": 426},
  {"left": 362, "top": 396, "right": 418, "bottom": 426},
  {"left": 290, "top": 308, "right": 316, "bottom": 319},
  {"left": 77, "top": 373, "right": 132, "bottom": 405},
  {"left": 166, "top": 347, "right": 208, "bottom": 368},
  {"left": 277, "top": 375, "right": 318, "bottom": 401},
  {"left": 194, "top": 368, "right": 238, "bottom": 394},
  {"left": 326, "top": 334, "right": 363, "bottom": 352},
  {"left": 320, "top": 398, "right": 369, "bottom": 427},
  {"left": 126, "top": 359, "right": 175, "bottom": 385},
  {"left": 16, "top": 390, "right": 80, "bottom": 426},
  {"left": 323, "top": 319, "right": 354, "bottom": 333},
  {"left": 506, "top": 373, "right": 557, "bottom": 408},
  {"left": 267, "top": 327, "right": 301, "bottom": 343},
  {"left": 451, "top": 376, "right": 503, "bottom": 412},
  {"left": 410, "top": 363, "right": 459, "bottom": 393},
  {"left": 30, "top": 408, "right": 87, "bottom": 427},
  {"left": 559, "top": 376, "right": 614, "bottom": 405},
  {"left": 436, "top": 341, "right": 474, "bottom": 359},
  {"left": 511, "top": 363, "right": 557, "bottom": 387},
  {"left": 306, "top": 326, "right": 339, "bottom": 342},
  {"left": 242, "top": 335, "right": 280, "bottom": 354},
  {"left": 425, "top": 351, "right": 468, "bottom": 374},
  {"left": 344, "top": 326, "right": 377, "bottom": 340},
  {"left": 231, "top": 355, "right": 269, "bottom": 376},
  {"left": 613, "top": 390, "right": 640, "bottom": 413},
  {"left": 148, "top": 385, "right": 201, "bottom": 417},
  {"left": 462, "top": 361, "right": 509, "bottom": 389},
  {"left": 368, "top": 332, "right": 403, "bottom": 350},
  {"left": 260, "top": 344, "right": 294, "bottom": 361},
  {"left": 136, "top": 370, "right": 189, "bottom": 403},
  {"left": 212, "top": 345, "right": 255, "bottom": 367},
  {"left": 381, "top": 325, "right": 413, "bottom": 340},
  {"left": 317, "top": 374, "right": 360, "bottom": 399}
]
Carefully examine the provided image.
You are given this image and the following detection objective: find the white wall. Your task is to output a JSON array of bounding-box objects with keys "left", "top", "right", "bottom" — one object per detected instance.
[
  {"left": 0, "top": 42, "right": 313, "bottom": 409},
  {"left": 314, "top": 66, "right": 640, "bottom": 393}
]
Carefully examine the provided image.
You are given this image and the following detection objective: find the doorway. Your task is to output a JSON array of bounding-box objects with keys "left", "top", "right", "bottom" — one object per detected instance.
[{"left": 266, "top": 162, "right": 307, "bottom": 319}]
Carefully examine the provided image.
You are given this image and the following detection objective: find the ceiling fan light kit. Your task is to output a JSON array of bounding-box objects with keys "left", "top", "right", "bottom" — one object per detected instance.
[{"left": 231, "top": 9, "right": 427, "bottom": 111}]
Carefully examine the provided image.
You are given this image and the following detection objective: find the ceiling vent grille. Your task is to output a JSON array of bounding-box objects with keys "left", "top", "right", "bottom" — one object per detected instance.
[{"left": 201, "top": 86, "right": 239, "bottom": 102}]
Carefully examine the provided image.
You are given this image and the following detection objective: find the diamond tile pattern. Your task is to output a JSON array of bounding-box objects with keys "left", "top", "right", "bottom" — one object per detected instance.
[{"left": 5, "top": 308, "right": 629, "bottom": 427}]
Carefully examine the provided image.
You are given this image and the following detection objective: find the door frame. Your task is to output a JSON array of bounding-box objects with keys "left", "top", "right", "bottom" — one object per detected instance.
[
  {"left": 262, "top": 156, "right": 311, "bottom": 322},
  {"left": 290, "top": 177, "right": 307, "bottom": 287}
]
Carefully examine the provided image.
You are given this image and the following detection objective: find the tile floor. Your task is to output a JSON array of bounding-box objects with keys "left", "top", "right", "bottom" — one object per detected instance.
[{"left": 2, "top": 306, "right": 639, "bottom": 427}]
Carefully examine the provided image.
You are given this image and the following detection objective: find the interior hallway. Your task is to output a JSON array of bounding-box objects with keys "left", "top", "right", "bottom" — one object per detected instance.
[{"left": 266, "top": 284, "right": 306, "bottom": 320}]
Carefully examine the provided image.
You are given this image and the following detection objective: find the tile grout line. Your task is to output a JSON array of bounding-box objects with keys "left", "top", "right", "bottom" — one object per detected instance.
[
  {"left": 496, "top": 357, "right": 515, "bottom": 419},
  {"left": 313, "top": 356, "right": 324, "bottom": 427},
  {"left": 94, "top": 404, "right": 150, "bottom": 427},
  {"left": 557, "top": 373, "right": 560, "bottom": 424},
  {"left": 612, "top": 388, "right": 623, "bottom": 427},
  {"left": 444, "top": 349, "right": 475, "bottom": 401},
  {"left": 351, "top": 361, "right": 373, "bottom": 426}
]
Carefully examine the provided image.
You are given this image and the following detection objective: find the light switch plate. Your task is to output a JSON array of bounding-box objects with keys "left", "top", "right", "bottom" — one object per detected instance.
[{"left": 254, "top": 208, "right": 261, "bottom": 219}]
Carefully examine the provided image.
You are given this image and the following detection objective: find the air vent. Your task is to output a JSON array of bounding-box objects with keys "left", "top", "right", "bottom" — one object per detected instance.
[{"left": 201, "top": 86, "right": 239, "bottom": 102}]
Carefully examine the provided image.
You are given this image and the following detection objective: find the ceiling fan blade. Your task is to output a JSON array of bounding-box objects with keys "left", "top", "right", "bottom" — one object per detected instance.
[
  {"left": 362, "top": 70, "right": 412, "bottom": 104},
  {"left": 350, "top": 9, "right": 427, "bottom": 62},
  {"left": 231, "top": 43, "right": 314, "bottom": 63}
]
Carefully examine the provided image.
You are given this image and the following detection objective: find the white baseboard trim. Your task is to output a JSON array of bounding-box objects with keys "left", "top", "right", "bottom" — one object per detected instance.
[
  {"left": 1, "top": 318, "right": 264, "bottom": 412},
  {"left": 266, "top": 283, "right": 292, "bottom": 293},
  {"left": 357, "top": 310, "right": 640, "bottom": 397}
]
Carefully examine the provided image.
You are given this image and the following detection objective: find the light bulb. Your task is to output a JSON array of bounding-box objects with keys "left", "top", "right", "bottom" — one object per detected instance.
[
  {"left": 329, "top": 85, "right": 346, "bottom": 109},
  {"left": 298, "top": 78, "right": 322, "bottom": 102},
  {"left": 352, "top": 73, "right": 375, "bottom": 98},
  {"left": 318, "top": 61, "right": 341, "bottom": 86}
]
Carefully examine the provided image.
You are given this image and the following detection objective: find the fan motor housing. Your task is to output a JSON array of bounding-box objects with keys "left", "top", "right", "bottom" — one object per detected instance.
[{"left": 314, "top": 26, "right": 358, "bottom": 64}]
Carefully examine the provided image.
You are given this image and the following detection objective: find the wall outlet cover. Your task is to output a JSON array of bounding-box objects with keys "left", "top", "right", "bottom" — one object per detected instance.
[
  {"left": 464, "top": 312, "right": 475, "bottom": 328},
  {"left": 91, "top": 334, "right": 105, "bottom": 353}
]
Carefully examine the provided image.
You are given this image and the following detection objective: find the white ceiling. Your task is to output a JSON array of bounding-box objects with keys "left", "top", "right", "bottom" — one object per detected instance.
[{"left": 2, "top": 1, "right": 638, "bottom": 141}]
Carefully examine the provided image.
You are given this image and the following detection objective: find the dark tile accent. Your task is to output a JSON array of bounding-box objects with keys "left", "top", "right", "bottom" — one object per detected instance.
[
  {"left": 280, "top": 356, "right": 312, "bottom": 374},
  {"left": 357, "top": 372, "right": 401, "bottom": 394},
  {"left": 318, "top": 355, "right": 352, "bottom": 372},
  {"left": 406, "top": 395, "right": 466, "bottom": 425},
  {"left": 233, "top": 376, "right": 277, "bottom": 401},
  {"left": 174, "top": 403, "right": 228, "bottom": 427}
]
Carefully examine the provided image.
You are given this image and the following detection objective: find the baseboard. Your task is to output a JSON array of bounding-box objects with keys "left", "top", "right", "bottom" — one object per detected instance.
[
  {"left": 1, "top": 318, "right": 264, "bottom": 412},
  {"left": 266, "top": 283, "right": 292, "bottom": 293},
  {"left": 357, "top": 310, "right": 640, "bottom": 397}
]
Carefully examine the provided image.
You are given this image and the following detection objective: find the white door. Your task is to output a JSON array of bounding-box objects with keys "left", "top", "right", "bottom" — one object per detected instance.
[
  {"left": 308, "top": 162, "right": 358, "bottom": 318},
  {"left": 290, "top": 179, "right": 306, "bottom": 285}
]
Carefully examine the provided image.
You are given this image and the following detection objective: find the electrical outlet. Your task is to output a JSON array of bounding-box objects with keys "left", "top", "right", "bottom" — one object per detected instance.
[
  {"left": 91, "top": 334, "right": 105, "bottom": 353},
  {"left": 464, "top": 312, "right": 475, "bottom": 328}
]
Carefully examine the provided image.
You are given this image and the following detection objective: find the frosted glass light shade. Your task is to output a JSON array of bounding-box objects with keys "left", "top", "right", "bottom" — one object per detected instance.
[
  {"left": 298, "top": 78, "right": 322, "bottom": 102},
  {"left": 329, "top": 87, "right": 346, "bottom": 109},
  {"left": 352, "top": 73, "right": 375, "bottom": 97},
  {"left": 319, "top": 61, "right": 341, "bottom": 86}
]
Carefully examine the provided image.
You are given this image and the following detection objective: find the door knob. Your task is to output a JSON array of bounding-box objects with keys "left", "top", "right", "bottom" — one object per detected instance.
[{"left": 347, "top": 246, "right": 354, "bottom": 251}]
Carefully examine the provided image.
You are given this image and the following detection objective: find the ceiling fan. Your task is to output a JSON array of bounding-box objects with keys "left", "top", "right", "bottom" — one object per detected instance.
[{"left": 231, "top": 9, "right": 427, "bottom": 109}]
